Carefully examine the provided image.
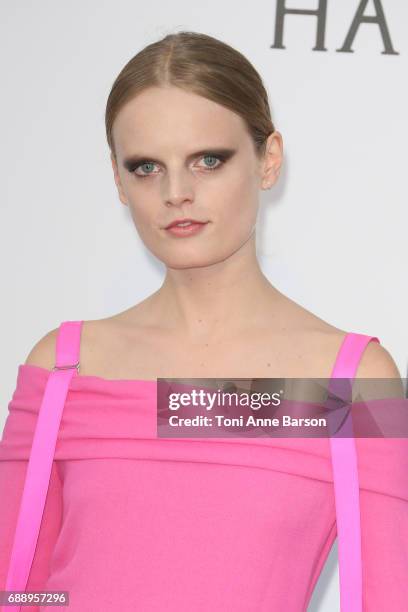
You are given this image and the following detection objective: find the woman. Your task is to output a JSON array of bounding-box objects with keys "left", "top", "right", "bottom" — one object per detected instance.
[{"left": 1, "top": 31, "right": 407, "bottom": 612}]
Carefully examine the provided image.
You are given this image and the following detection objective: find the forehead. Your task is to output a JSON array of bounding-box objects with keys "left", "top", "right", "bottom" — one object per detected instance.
[{"left": 112, "top": 85, "right": 250, "bottom": 156}]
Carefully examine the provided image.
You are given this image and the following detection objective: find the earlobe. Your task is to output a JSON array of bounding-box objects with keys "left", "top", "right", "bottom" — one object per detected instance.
[
  {"left": 261, "top": 167, "right": 277, "bottom": 190},
  {"left": 117, "top": 186, "right": 129, "bottom": 207},
  {"left": 262, "top": 131, "right": 283, "bottom": 189},
  {"left": 110, "top": 153, "right": 129, "bottom": 206}
]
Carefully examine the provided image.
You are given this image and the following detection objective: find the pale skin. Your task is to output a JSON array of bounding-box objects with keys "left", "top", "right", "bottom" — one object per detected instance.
[{"left": 26, "top": 85, "right": 402, "bottom": 396}]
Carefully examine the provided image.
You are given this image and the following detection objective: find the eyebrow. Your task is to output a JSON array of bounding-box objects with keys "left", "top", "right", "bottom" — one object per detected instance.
[{"left": 122, "top": 147, "right": 237, "bottom": 171}]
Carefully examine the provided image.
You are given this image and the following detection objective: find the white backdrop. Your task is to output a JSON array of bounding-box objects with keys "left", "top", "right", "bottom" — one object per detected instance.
[{"left": 1, "top": 1, "right": 407, "bottom": 609}]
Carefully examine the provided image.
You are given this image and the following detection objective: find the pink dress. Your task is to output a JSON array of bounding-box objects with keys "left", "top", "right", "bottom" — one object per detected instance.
[{"left": 0, "top": 322, "right": 407, "bottom": 611}]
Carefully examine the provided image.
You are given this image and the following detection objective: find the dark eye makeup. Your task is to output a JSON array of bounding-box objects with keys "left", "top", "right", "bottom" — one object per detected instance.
[{"left": 122, "top": 148, "right": 237, "bottom": 178}]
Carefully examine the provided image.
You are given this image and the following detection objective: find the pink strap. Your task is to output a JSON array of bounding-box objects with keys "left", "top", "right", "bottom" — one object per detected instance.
[
  {"left": 2, "top": 320, "right": 83, "bottom": 612},
  {"left": 328, "top": 332, "right": 380, "bottom": 612}
]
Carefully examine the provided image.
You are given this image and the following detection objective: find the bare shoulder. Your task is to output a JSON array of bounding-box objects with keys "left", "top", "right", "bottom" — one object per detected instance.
[
  {"left": 355, "top": 340, "right": 401, "bottom": 378},
  {"left": 272, "top": 292, "right": 401, "bottom": 381},
  {"left": 24, "top": 326, "right": 60, "bottom": 370},
  {"left": 23, "top": 300, "right": 151, "bottom": 373},
  {"left": 353, "top": 339, "right": 404, "bottom": 401}
]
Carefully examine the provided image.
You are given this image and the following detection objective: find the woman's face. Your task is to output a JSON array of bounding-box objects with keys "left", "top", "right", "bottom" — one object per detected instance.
[{"left": 111, "top": 85, "right": 280, "bottom": 269}]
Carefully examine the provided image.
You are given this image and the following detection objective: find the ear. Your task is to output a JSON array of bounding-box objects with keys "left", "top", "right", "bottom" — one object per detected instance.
[
  {"left": 260, "top": 131, "right": 283, "bottom": 190},
  {"left": 110, "top": 152, "right": 129, "bottom": 206}
]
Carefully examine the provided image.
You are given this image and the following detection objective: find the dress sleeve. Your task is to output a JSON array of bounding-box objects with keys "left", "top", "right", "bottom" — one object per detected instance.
[
  {"left": 356, "top": 431, "right": 408, "bottom": 610},
  {"left": 0, "top": 365, "right": 63, "bottom": 594}
]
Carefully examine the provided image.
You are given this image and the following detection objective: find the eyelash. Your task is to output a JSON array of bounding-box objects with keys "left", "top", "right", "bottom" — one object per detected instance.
[{"left": 130, "top": 154, "right": 227, "bottom": 179}]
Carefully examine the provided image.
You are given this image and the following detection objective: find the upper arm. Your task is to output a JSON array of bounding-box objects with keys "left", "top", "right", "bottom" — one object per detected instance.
[
  {"left": 0, "top": 461, "right": 63, "bottom": 592},
  {"left": 352, "top": 341, "right": 404, "bottom": 402},
  {"left": 354, "top": 341, "right": 401, "bottom": 378},
  {"left": 1, "top": 329, "right": 64, "bottom": 590},
  {"left": 353, "top": 341, "right": 408, "bottom": 608},
  {"left": 24, "top": 327, "right": 59, "bottom": 371}
]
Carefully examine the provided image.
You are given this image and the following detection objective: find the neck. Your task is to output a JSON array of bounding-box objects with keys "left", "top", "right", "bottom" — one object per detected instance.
[{"left": 148, "top": 235, "right": 284, "bottom": 340}]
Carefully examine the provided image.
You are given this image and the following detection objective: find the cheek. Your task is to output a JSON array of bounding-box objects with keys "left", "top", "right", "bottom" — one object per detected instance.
[
  {"left": 126, "top": 198, "right": 158, "bottom": 247},
  {"left": 216, "top": 175, "right": 259, "bottom": 230}
]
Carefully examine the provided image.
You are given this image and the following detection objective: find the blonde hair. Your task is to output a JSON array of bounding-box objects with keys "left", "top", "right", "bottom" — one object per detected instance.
[{"left": 105, "top": 31, "right": 276, "bottom": 160}]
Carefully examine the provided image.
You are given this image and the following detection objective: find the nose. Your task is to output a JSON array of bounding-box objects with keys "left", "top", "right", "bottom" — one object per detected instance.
[{"left": 162, "top": 169, "right": 195, "bottom": 208}]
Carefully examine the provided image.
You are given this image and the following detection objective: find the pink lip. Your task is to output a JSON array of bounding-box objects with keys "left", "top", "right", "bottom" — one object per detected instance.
[
  {"left": 165, "top": 221, "right": 209, "bottom": 237},
  {"left": 165, "top": 217, "right": 206, "bottom": 229}
]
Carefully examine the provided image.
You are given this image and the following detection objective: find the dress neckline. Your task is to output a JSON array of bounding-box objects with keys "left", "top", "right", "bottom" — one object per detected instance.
[{"left": 19, "top": 363, "right": 158, "bottom": 386}]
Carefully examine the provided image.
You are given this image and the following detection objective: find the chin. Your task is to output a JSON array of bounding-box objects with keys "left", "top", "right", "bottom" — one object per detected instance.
[
  {"left": 164, "top": 259, "right": 213, "bottom": 270},
  {"left": 160, "top": 253, "right": 222, "bottom": 270}
]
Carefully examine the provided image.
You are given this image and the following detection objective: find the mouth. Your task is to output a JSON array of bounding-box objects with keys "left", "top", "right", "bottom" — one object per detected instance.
[
  {"left": 164, "top": 219, "right": 210, "bottom": 237},
  {"left": 164, "top": 218, "right": 208, "bottom": 229}
]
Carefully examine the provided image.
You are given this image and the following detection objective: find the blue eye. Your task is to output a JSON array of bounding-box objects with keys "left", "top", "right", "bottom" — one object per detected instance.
[
  {"left": 200, "top": 155, "right": 224, "bottom": 171},
  {"left": 133, "top": 161, "right": 158, "bottom": 177},
  {"left": 132, "top": 153, "right": 227, "bottom": 178}
]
